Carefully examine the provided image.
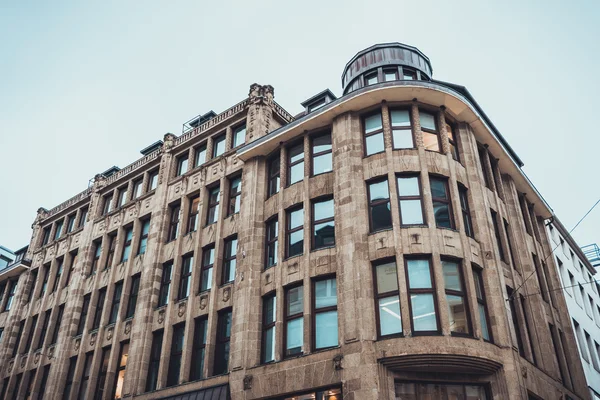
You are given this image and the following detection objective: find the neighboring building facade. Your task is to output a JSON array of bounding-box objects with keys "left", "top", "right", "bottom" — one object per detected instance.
[
  {"left": 548, "top": 222, "right": 600, "bottom": 400},
  {"left": 0, "top": 246, "right": 15, "bottom": 270},
  {"left": 0, "top": 43, "right": 591, "bottom": 400}
]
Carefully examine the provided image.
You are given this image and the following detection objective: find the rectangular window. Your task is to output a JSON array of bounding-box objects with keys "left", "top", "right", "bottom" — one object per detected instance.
[
  {"left": 24, "top": 369, "right": 36, "bottom": 400},
  {"left": 52, "top": 258, "right": 63, "bottom": 292},
  {"left": 384, "top": 67, "right": 398, "bottom": 81},
  {"left": 125, "top": 274, "right": 140, "bottom": 319},
  {"left": 91, "top": 240, "right": 102, "bottom": 275},
  {"left": 403, "top": 67, "right": 417, "bottom": 80},
  {"left": 158, "top": 262, "right": 173, "bottom": 307},
  {"left": 112, "top": 342, "right": 129, "bottom": 399},
  {"left": 312, "top": 132, "right": 332, "bottom": 175},
  {"left": 214, "top": 309, "right": 232, "bottom": 375},
  {"left": 228, "top": 176, "right": 242, "bottom": 215},
  {"left": 138, "top": 219, "right": 150, "bottom": 255},
  {"left": 148, "top": 170, "right": 159, "bottom": 192},
  {"left": 121, "top": 227, "right": 133, "bottom": 263},
  {"left": 395, "top": 382, "right": 489, "bottom": 399},
  {"left": 178, "top": 254, "right": 193, "bottom": 300},
  {"left": 24, "top": 314, "right": 38, "bottom": 353},
  {"left": 285, "top": 285, "right": 303, "bottom": 357},
  {"left": 194, "top": 144, "right": 207, "bottom": 167},
  {"left": 36, "top": 310, "right": 51, "bottom": 350},
  {"left": 312, "top": 197, "right": 335, "bottom": 249},
  {"left": 146, "top": 330, "right": 163, "bottom": 392},
  {"left": 212, "top": 134, "right": 226, "bottom": 158},
  {"left": 313, "top": 277, "right": 338, "bottom": 350},
  {"left": 187, "top": 196, "right": 200, "bottom": 233},
  {"left": 286, "top": 206, "right": 304, "bottom": 258},
  {"left": 532, "top": 254, "right": 549, "bottom": 302},
  {"left": 573, "top": 319, "right": 589, "bottom": 362},
  {"left": 430, "top": 176, "right": 454, "bottom": 229},
  {"left": 40, "top": 264, "right": 50, "bottom": 298},
  {"left": 65, "top": 252, "right": 77, "bottom": 287},
  {"left": 445, "top": 121, "right": 459, "bottom": 161},
  {"left": 368, "top": 178, "right": 392, "bottom": 232},
  {"left": 66, "top": 214, "right": 76, "bottom": 233},
  {"left": 117, "top": 187, "right": 128, "bottom": 208},
  {"left": 507, "top": 287, "right": 525, "bottom": 357},
  {"left": 397, "top": 175, "right": 424, "bottom": 225},
  {"left": 206, "top": 185, "right": 220, "bottom": 225},
  {"left": 95, "top": 347, "right": 111, "bottom": 400},
  {"left": 490, "top": 209, "right": 506, "bottom": 262},
  {"left": 473, "top": 267, "right": 492, "bottom": 342},
  {"left": 132, "top": 179, "right": 143, "bottom": 200},
  {"left": 519, "top": 294, "right": 537, "bottom": 365},
  {"left": 102, "top": 193, "right": 113, "bottom": 215},
  {"left": 262, "top": 294, "right": 276, "bottom": 363},
  {"left": 265, "top": 217, "right": 278, "bottom": 269},
  {"left": 62, "top": 357, "right": 77, "bottom": 400},
  {"left": 4, "top": 280, "right": 17, "bottom": 311},
  {"left": 54, "top": 220, "right": 63, "bottom": 240},
  {"left": 92, "top": 288, "right": 107, "bottom": 330},
  {"left": 176, "top": 154, "right": 188, "bottom": 176},
  {"left": 442, "top": 259, "right": 471, "bottom": 336},
  {"left": 504, "top": 220, "right": 518, "bottom": 270},
  {"left": 419, "top": 110, "right": 440, "bottom": 152},
  {"left": 12, "top": 320, "right": 24, "bottom": 357},
  {"left": 105, "top": 233, "right": 117, "bottom": 270},
  {"left": 78, "top": 352, "right": 93, "bottom": 399},
  {"left": 374, "top": 260, "right": 402, "bottom": 337},
  {"left": 50, "top": 305, "right": 64, "bottom": 344},
  {"left": 78, "top": 207, "right": 88, "bottom": 228},
  {"left": 168, "top": 203, "right": 181, "bottom": 241},
  {"left": 41, "top": 226, "right": 51, "bottom": 246},
  {"left": 478, "top": 147, "right": 492, "bottom": 189},
  {"left": 363, "top": 112, "right": 384, "bottom": 156},
  {"left": 13, "top": 374, "right": 22, "bottom": 400},
  {"left": 233, "top": 123, "right": 246, "bottom": 148},
  {"left": 77, "top": 294, "right": 91, "bottom": 335},
  {"left": 267, "top": 153, "right": 280, "bottom": 197},
  {"left": 390, "top": 109, "right": 413, "bottom": 149},
  {"left": 39, "top": 365, "right": 50, "bottom": 399},
  {"left": 458, "top": 185, "right": 474, "bottom": 238},
  {"left": 200, "top": 246, "right": 214, "bottom": 292},
  {"left": 23, "top": 273, "right": 33, "bottom": 302},
  {"left": 223, "top": 237, "right": 238, "bottom": 284},
  {"left": 287, "top": 142, "right": 304, "bottom": 186},
  {"left": 109, "top": 281, "right": 123, "bottom": 324},
  {"left": 405, "top": 258, "right": 438, "bottom": 334},
  {"left": 190, "top": 317, "right": 208, "bottom": 380},
  {"left": 365, "top": 71, "right": 378, "bottom": 85},
  {"left": 548, "top": 323, "right": 570, "bottom": 388},
  {"left": 167, "top": 323, "right": 185, "bottom": 387}
]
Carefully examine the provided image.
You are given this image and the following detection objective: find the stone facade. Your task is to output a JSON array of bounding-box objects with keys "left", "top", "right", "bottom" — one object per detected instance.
[{"left": 0, "top": 43, "right": 591, "bottom": 400}]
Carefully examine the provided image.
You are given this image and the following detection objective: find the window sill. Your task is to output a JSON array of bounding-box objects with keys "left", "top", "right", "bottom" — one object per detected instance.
[
  {"left": 400, "top": 224, "right": 428, "bottom": 228},
  {"left": 310, "top": 170, "right": 333, "bottom": 178},
  {"left": 377, "top": 333, "right": 405, "bottom": 341},
  {"left": 392, "top": 147, "right": 417, "bottom": 151},
  {"left": 284, "top": 254, "right": 304, "bottom": 262},
  {"left": 155, "top": 304, "right": 168, "bottom": 311},
  {"left": 363, "top": 150, "right": 386, "bottom": 159},
  {"left": 450, "top": 332, "right": 474, "bottom": 339},
  {"left": 411, "top": 331, "right": 443, "bottom": 337},
  {"left": 204, "top": 222, "right": 217, "bottom": 228},
  {"left": 285, "top": 181, "right": 303, "bottom": 189},
  {"left": 435, "top": 226, "right": 459, "bottom": 233},
  {"left": 368, "top": 227, "right": 393, "bottom": 235},
  {"left": 311, "top": 245, "right": 335, "bottom": 253}
]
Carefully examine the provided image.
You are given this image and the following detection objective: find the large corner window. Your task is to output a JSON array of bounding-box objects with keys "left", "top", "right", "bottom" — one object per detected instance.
[
  {"left": 311, "top": 132, "right": 332, "bottom": 175},
  {"left": 419, "top": 110, "right": 440, "bottom": 152},
  {"left": 430, "top": 176, "right": 454, "bottom": 229},
  {"left": 405, "top": 258, "right": 438, "bottom": 334},
  {"left": 367, "top": 178, "right": 392, "bottom": 232},
  {"left": 287, "top": 142, "right": 304, "bottom": 186},
  {"left": 390, "top": 109, "right": 413, "bottom": 149},
  {"left": 286, "top": 206, "right": 304, "bottom": 258},
  {"left": 397, "top": 175, "right": 424, "bottom": 226},
  {"left": 442, "top": 259, "right": 471, "bottom": 336},
  {"left": 313, "top": 277, "right": 338, "bottom": 350},
  {"left": 285, "top": 285, "right": 303, "bottom": 357},
  {"left": 312, "top": 197, "right": 335, "bottom": 249},
  {"left": 373, "top": 259, "right": 402, "bottom": 337},
  {"left": 363, "top": 112, "right": 384, "bottom": 156}
]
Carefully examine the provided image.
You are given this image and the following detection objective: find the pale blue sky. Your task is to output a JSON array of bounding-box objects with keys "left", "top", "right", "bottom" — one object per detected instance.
[{"left": 1, "top": 0, "right": 599, "bottom": 253}]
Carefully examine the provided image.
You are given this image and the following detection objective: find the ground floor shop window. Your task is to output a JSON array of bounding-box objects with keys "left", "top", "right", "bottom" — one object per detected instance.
[
  {"left": 395, "top": 382, "right": 488, "bottom": 400},
  {"left": 281, "top": 387, "right": 341, "bottom": 400}
]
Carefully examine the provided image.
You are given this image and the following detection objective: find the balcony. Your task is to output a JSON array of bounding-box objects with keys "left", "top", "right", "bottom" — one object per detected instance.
[{"left": 582, "top": 243, "right": 600, "bottom": 267}]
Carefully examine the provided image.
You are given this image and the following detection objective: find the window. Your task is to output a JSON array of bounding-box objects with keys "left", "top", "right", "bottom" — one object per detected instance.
[
  {"left": 24, "top": 314, "right": 38, "bottom": 353},
  {"left": 95, "top": 347, "right": 111, "bottom": 400},
  {"left": 66, "top": 214, "right": 76, "bottom": 233},
  {"left": 105, "top": 233, "right": 117, "bottom": 270},
  {"left": 532, "top": 254, "right": 549, "bottom": 302},
  {"left": 178, "top": 254, "right": 193, "bottom": 300},
  {"left": 405, "top": 258, "right": 439, "bottom": 334},
  {"left": 121, "top": 227, "right": 133, "bottom": 262},
  {"left": 4, "top": 280, "right": 17, "bottom": 311},
  {"left": 490, "top": 209, "right": 506, "bottom": 262},
  {"left": 186, "top": 196, "right": 200, "bottom": 233},
  {"left": 194, "top": 144, "right": 207, "bottom": 167},
  {"left": 312, "top": 197, "right": 335, "bottom": 249},
  {"left": 146, "top": 330, "right": 163, "bottom": 392},
  {"left": 206, "top": 185, "right": 220, "bottom": 225},
  {"left": 168, "top": 203, "right": 181, "bottom": 241},
  {"left": 117, "top": 187, "right": 127, "bottom": 208},
  {"left": 506, "top": 286, "right": 525, "bottom": 357},
  {"left": 265, "top": 217, "right": 278, "bottom": 269},
  {"left": 158, "top": 262, "right": 173, "bottom": 307},
  {"left": 176, "top": 154, "right": 188, "bottom": 176},
  {"left": 548, "top": 323, "right": 569, "bottom": 387},
  {"left": 286, "top": 206, "right": 304, "bottom": 258},
  {"left": 102, "top": 193, "right": 113, "bottom": 215},
  {"left": 373, "top": 260, "right": 402, "bottom": 337},
  {"left": 285, "top": 285, "right": 303, "bottom": 357},
  {"left": 39, "top": 365, "right": 50, "bottom": 399},
  {"left": 90, "top": 240, "right": 101, "bottom": 276},
  {"left": 167, "top": 323, "right": 185, "bottom": 387},
  {"left": 419, "top": 110, "right": 440, "bottom": 152},
  {"left": 367, "top": 178, "right": 392, "bottom": 232},
  {"left": 312, "top": 132, "right": 332, "bottom": 175},
  {"left": 504, "top": 220, "right": 518, "bottom": 270},
  {"left": 313, "top": 278, "right": 338, "bottom": 350},
  {"left": 92, "top": 288, "right": 106, "bottom": 330},
  {"left": 390, "top": 109, "right": 413, "bottom": 149},
  {"left": 585, "top": 331, "right": 600, "bottom": 371},
  {"left": 50, "top": 305, "right": 64, "bottom": 344},
  {"left": 78, "top": 352, "right": 93, "bottom": 399},
  {"left": 78, "top": 207, "right": 88, "bottom": 228},
  {"left": 112, "top": 342, "right": 129, "bottom": 399},
  {"left": 125, "top": 274, "right": 140, "bottom": 319},
  {"left": 395, "top": 382, "right": 489, "bottom": 399},
  {"left": 223, "top": 237, "right": 237, "bottom": 284},
  {"left": 430, "top": 176, "right": 454, "bottom": 229},
  {"left": 40, "top": 264, "right": 50, "bottom": 297},
  {"left": 262, "top": 294, "right": 276, "bottom": 363},
  {"left": 473, "top": 267, "right": 492, "bottom": 342},
  {"left": 212, "top": 133, "right": 226, "bottom": 158},
  {"left": 52, "top": 259, "right": 63, "bottom": 293},
  {"left": 132, "top": 179, "right": 143, "bottom": 200},
  {"left": 65, "top": 252, "right": 76, "bottom": 287},
  {"left": 233, "top": 123, "right": 246, "bottom": 148},
  {"left": 109, "top": 281, "right": 123, "bottom": 324},
  {"left": 24, "top": 369, "right": 36, "bottom": 400},
  {"left": 402, "top": 67, "right": 417, "bottom": 80},
  {"left": 442, "top": 260, "right": 471, "bottom": 336},
  {"left": 25, "top": 272, "right": 35, "bottom": 302},
  {"left": 54, "top": 220, "right": 63, "bottom": 240},
  {"left": 77, "top": 294, "right": 91, "bottom": 335},
  {"left": 36, "top": 310, "right": 51, "bottom": 350},
  {"left": 41, "top": 226, "right": 51, "bottom": 246},
  {"left": 200, "top": 246, "right": 214, "bottom": 292},
  {"left": 138, "top": 219, "right": 150, "bottom": 255},
  {"left": 214, "top": 309, "right": 232, "bottom": 375},
  {"left": 519, "top": 294, "right": 537, "bottom": 365},
  {"left": 287, "top": 142, "right": 304, "bottom": 186},
  {"left": 458, "top": 185, "right": 474, "bottom": 237},
  {"left": 383, "top": 67, "right": 398, "bottom": 81},
  {"left": 445, "top": 121, "right": 459, "bottom": 161},
  {"left": 190, "top": 318, "right": 208, "bottom": 380},
  {"left": 365, "top": 71, "right": 378, "bottom": 85},
  {"left": 12, "top": 320, "right": 24, "bottom": 357},
  {"left": 267, "top": 154, "right": 280, "bottom": 197},
  {"left": 148, "top": 170, "right": 159, "bottom": 191},
  {"left": 228, "top": 176, "right": 242, "bottom": 215},
  {"left": 573, "top": 319, "right": 589, "bottom": 362},
  {"left": 397, "top": 175, "right": 424, "bottom": 225},
  {"left": 62, "top": 357, "right": 77, "bottom": 400},
  {"left": 363, "top": 112, "right": 384, "bottom": 156}
]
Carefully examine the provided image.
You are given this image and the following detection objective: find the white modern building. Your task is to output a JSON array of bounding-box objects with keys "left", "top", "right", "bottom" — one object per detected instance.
[{"left": 548, "top": 219, "right": 600, "bottom": 400}]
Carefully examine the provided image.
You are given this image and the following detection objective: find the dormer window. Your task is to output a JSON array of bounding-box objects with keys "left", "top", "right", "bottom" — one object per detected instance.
[
  {"left": 308, "top": 98, "right": 326, "bottom": 113},
  {"left": 301, "top": 89, "right": 337, "bottom": 114}
]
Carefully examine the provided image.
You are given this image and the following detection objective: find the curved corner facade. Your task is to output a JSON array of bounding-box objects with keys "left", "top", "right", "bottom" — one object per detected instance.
[{"left": 0, "top": 46, "right": 591, "bottom": 400}]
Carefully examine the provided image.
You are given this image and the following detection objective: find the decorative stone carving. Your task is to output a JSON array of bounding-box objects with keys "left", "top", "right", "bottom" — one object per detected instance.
[
  {"left": 90, "top": 332, "right": 97, "bottom": 346},
  {"left": 265, "top": 273, "right": 272, "bottom": 284},
  {"left": 8, "top": 360, "right": 14, "bottom": 373},
  {"left": 48, "top": 345, "right": 55, "bottom": 359},
  {"left": 333, "top": 354, "right": 344, "bottom": 370},
  {"left": 124, "top": 320, "right": 132, "bottom": 335},
  {"left": 200, "top": 295, "right": 208, "bottom": 310},
  {"left": 178, "top": 301, "right": 186, "bottom": 317},
  {"left": 411, "top": 233, "right": 422, "bottom": 244},
  {"left": 34, "top": 352, "right": 41, "bottom": 365},
  {"left": 20, "top": 355, "right": 27, "bottom": 368},
  {"left": 106, "top": 326, "right": 114, "bottom": 341},
  {"left": 288, "top": 261, "right": 299, "bottom": 274},
  {"left": 376, "top": 237, "right": 387, "bottom": 249},
  {"left": 74, "top": 337, "right": 81, "bottom": 351},
  {"left": 243, "top": 374, "right": 253, "bottom": 390},
  {"left": 485, "top": 251, "right": 493, "bottom": 260},
  {"left": 223, "top": 287, "right": 231, "bottom": 302},
  {"left": 163, "top": 133, "right": 177, "bottom": 152},
  {"left": 158, "top": 309, "right": 165, "bottom": 324}
]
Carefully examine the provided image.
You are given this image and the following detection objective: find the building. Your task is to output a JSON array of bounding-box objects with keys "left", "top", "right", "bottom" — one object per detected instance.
[
  {"left": 0, "top": 247, "right": 15, "bottom": 270},
  {"left": 582, "top": 244, "right": 600, "bottom": 268},
  {"left": 0, "top": 42, "right": 591, "bottom": 400},
  {"left": 548, "top": 222, "right": 600, "bottom": 400}
]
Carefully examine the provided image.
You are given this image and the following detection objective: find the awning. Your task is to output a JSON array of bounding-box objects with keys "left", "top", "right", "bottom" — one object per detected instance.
[{"left": 158, "top": 384, "right": 230, "bottom": 400}]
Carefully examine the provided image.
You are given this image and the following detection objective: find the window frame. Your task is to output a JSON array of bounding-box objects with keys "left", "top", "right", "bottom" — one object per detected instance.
[
  {"left": 178, "top": 254, "right": 193, "bottom": 300},
  {"left": 396, "top": 174, "right": 425, "bottom": 226},
  {"left": 132, "top": 178, "right": 143, "bottom": 200},
  {"left": 91, "top": 240, "right": 102, "bottom": 275},
  {"left": 146, "top": 330, "right": 163, "bottom": 392},
  {"left": 190, "top": 317, "right": 208, "bottom": 381},
  {"left": 194, "top": 143, "right": 207, "bottom": 167},
  {"left": 213, "top": 308, "right": 232, "bottom": 375},
  {"left": 430, "top": 175, "right": 455, "bottom": 229},
  {"left": 92, "top": 288, "right": 107, "bottom": 330},
  {"left": 232, "top": 123, "right": 246, "bottom": 148},
  {"left": 167, "top": 203, "right": 181, "bottom": 242},
  {"left": 441, "top": 258, "right": 472, "bottom": 337},
  {"left": 137, "top": 218, "right": 150, "bottom": 255},
  {"left": 389, "top": 108, "right": 415, "bottom": 150},
  {"left": 419, "top": 109, "right": 441, "bottom": 153},
  {"left": 206, "top": 185, "right": 220, "bottom": 225},
  {"left": 404, "top": 256, "right": 440, "bottom": 335},
  {"left": 310, "top": 131, "right": 333, "bottom": 176},
  {"left": 311, "top": 196, "right": 335, "bottom": 250},
  {"left": 125, "top": 274, "right": 141, "bottom": 319},
  {"left": 311, "top": 276, "right": 338, "bottom": 351},
  {"left": 78, "top": 207, "right": 88, "bottom": 229},
  {"left": 199, "top": 245, "right": 215, "bottom": 292},
  {"left": 284, "top": 283, "right": 304, "bottom": 358},
  {"left": 102, "top": 193, "right": 113, "bottom": 216},
  {"left": 372, "top": 258, "right": 403, "bottom": 339},
  {"left": 41, "top": 226, "right": 51, "bottom": 246},
  {"left": 367, "top": 177, "right": 392, "bottom": 232},
  {"left": 285, "top": 205, "right": 304, "bottom": 259},
  {"left": 148, "top": 169, "right": 159, "bottom": 192},
  {"left": 286, "top": 141, "right": 305, "bottom": 187},
  {"left": 362, "top": 110, "right": 385, "bottom": 157},
  {"left": 261, "top": 292, "right": 277, "bottom": 364},
  {"left": 77, "top": 294, "right": 91, "bottom": 336},
  {"left": 116, "top": 186, "right": 128, "bottom": 208},
  {"left": 222, "top": 236, "right": 238, "bottom": 285},
  {"left": 167, "top": 323, "right": 185, "bottom": 387},
  {"left": 112, "top": 341, "right": 129, "bottom": 398},
  {"left": 158, "top": 262, "right": 173, "bottom": 308},
  {"left": 458, "top": 184, "right": 474, "bottom": 238},
  {"left": 109, "top": 281, "right": 123, "bottom": 324},
  {"left": 66, "top": 214, "right": 76, "bottom": 234},
  {"left": 445, "top": 119, "right": 460, "bottom": 162},
  {"left": 227, "top": 175, "right": 242, "bottom": 216},
  {"left": 473, "top": 266, "right": 493, "bottom": 343},
  {"left": 105, "top": 233, "right": 117, "bottom": 270},
  {"left": 267, "top": 152, "right": 281, "bottom": 198},
  {"left": 212, "top": 133, "right": 226, "bottom": 158},
  {"left": 264, "top": 216, "right": 278, "bottom": 270},
  {"left": 121, "top": 226, "right": 133, "bottom": 263},
  {"left": 176, "top": 153, "right": 189, "bottom": 177}
]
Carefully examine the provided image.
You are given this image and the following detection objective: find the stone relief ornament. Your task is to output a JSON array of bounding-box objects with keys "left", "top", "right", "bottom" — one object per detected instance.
[
  {"left": 124, "top": 321, "right": 132, "bottom": 335},
  {"left": 333, "top": 354, "right": 344, "bottom": 370},
  {"left": 199, "top": 295, "right": 208, "bottom": 310},
  {"left": 243, "top": 375, "right": 253, "bottom": 390},
  {"left": 223, "top": 287, "right": 231, "bottom": 302},
  {"left": 74, "top": 337, "right": 81, "bottom": 351},
  {"left": 90, "top": 332, "right": 97, "bottom": 346},
  {"left": 178, "top": 301, "right": 186, "bottom": 317},
  {"left": 8, "top": 360, "right": 14, "bottom": 373},
  {"left": 48, "top": 346, "right": 55, "bottom": 359},
  {"left": 158, "top": 309, "right": 165, "bottom": 324},
  {"left": 106, "top": 327, "right": 114, "bottom": 341},
  {"left": 21, "top": 355, "right": 27, "bottom": 368},
  {"left": 34, "top": 352, "right": 41, "bottom": 365}
]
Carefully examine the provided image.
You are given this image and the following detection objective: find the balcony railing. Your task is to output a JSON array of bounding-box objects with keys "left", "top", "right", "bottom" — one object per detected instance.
[{"left": 582, "top": 243, "right": 600, "bottom": 267}]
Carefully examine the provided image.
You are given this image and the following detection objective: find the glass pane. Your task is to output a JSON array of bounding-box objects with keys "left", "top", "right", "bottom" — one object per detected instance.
[
  {"left": 474, "top": 272, "right": 483, "bottom": 299},
  {"left": 315, "top": 279, "right": 337, "bottom": 308},
  {"left": 445, "top": 385, "right": 466, "bottom": 400},
  {"left": 264, "top": 327, "right": 275, "bottom": 362},
  {"left": 265, "top": 296, "right": 276, "bottom": 324},
  {"left": 290, "top": 208, "right": 304, "bottom": 229},
  {"left": 234, "top": 126, "right": 246, "bottom": 147},
  {"left": 407, "top": 259, "right": 432, "bottom": 289},
  {"left": 289, "top": 144, "right": 304, "bottom": 163},
  {"left": 419, "top": 111, "right": 436, "bottom": 130},
  {"left": 365, "top": 132, "right": 385, "bottom": 155},
  {"left": 313, "top": 134, "right": 332, "bottom": 153},
  {"left": 371, "top": 202, "right": 392, "bottom": 231},
  {"left": 445, "top": 122, "right": 455, "bottom": 140},
  {"left": 314, "top": 221, "right": 335, "bottom": 248},
  {"left": 315, "top": 311, "right": 338, "bottom": 348},
  {"left": 379, "top": 296, "right": 402, "bottom": 336},
  {"left": 395, "top": 382, "right": 416, "bottom": 400},
  {"left": 397, "top": 177, "right": 420, "bottom": 196},
  {"left": 447, "top": 295, "right": 469, "bottom": 334},
  {"left": 201, "top": 268, "right": 212, "bottom": 291},
  {"left": 269, "top": 156, "right": 280, "bottom": 176},
  {"left": 214, "top": 137, "right": 226, "bottom": 157},
  {"left": 313, "top": 153, "right": 332, "bottom": 175},
  {"left": 267, "top": 242, "right": 278, "bottom": 267},
  {"left": 286, "top": 318, "right": 303, "bottom": 354},
  {"left": 479, "top": 304, "right": 490, "bottom": 341},
  {"left": 433, "top": 202, "right": 452, "bottom": 228},
  {"left": 230, "top": 177, "right": 241, "bottom": 194},
  {"left": 466, "top": 385, "right": 488, "bottom": 400},
  {"left": 288, "top": 230, "right": 303, "bottom": 257},
  {"left": 314, "top": 199, "right": 334, "bottom": 221},
  {"left": 364, "top": 113, "right": 382, "bottom": 134},
  {"left": 423, "top": 131, "right": 440, "bottom": 152},
  {"left": 287, "top": 286, "right": 303, "bottom": 315},
  {"left": 375, "top": 262, "right": 399, "bottom": 293},
  {"left": 442, "top": 260, "right": 462, "bottom": 291},
  {"left": 384, "top": 71, "right": 397, "bottom": 82},
  {"left": 411, "top": 293, "right": 438, "bottom": 331},
  {"left": 366, "top": 74, "right": 378, "bottom": 85},
  {"left": 430, "top": 179, "right": 448, "bottom": 199},
  {"left": 391, "top": 110, "right": 410, "bottom": 127},
  {"left": 195, "top": 146, "right": 206, "bottom": 166},
  {"left": 393, "top": 129, "right": 414, "bottom": 149},
  {"left": 289, "top": 162, "right": 304, "bottom": 185},
  {"left": 369, "top": 180, "right": 390, "bottom": 201},
  {"left": 400, "top": 200, "right": 424, "bottom": 225}
]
